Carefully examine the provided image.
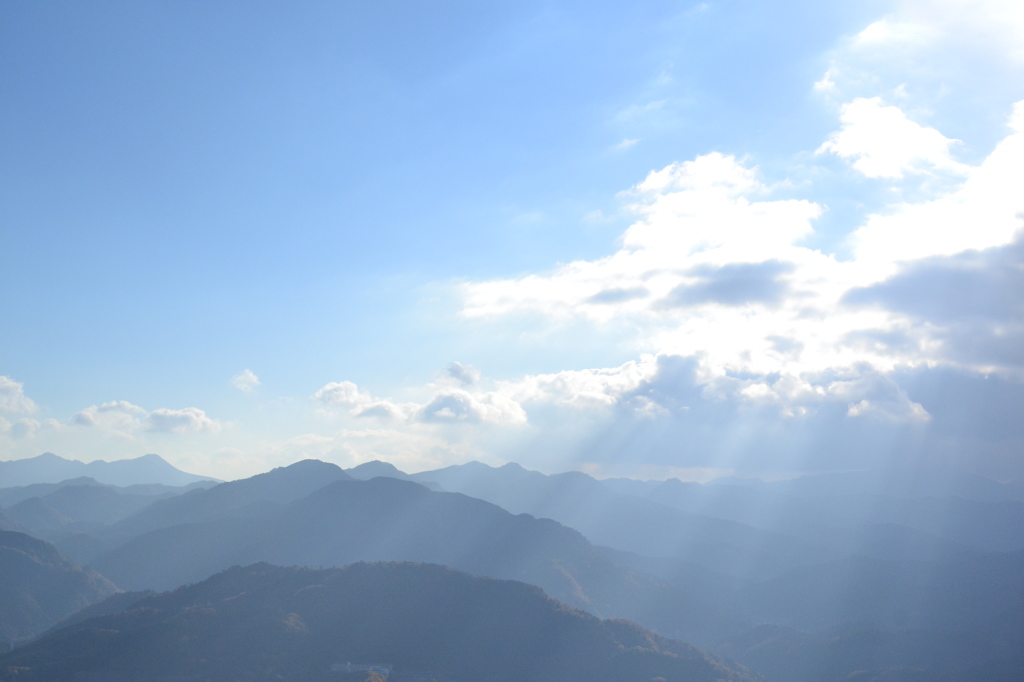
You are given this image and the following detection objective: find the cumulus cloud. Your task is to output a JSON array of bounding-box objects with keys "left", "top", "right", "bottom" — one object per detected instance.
[
  {"left": 314, "top": 378, "right": 526, "bottom": 426},
  {"left": 444, "top": 362, "right": 481, "bottom": 386},
  {"left": 460, "top": 150, "right": 915, "bottom": 386},
  {"left": 9, "top": 418, "right": 42, "bottom": 440},
  {"left": 313, "top": 381, "right": 413, "bottom": 421},
  {"left": 417, "top": 389, "right": 526, "bottom": 425},
  {"left": 231, "top": 369, "right": 261, "bottom": 393},
  {"left": 72, "top": 401, "right": 148, "bottom": 436},
  {"left": 845, "top": 233, "right": 1024, "bottom": 372},
  {"left": 461, "top": 101, "right": 1024, "bottom": 385},
  {"left": 817, "top": 97, "right": 970, "bottom": 178},
  {"left": 658, "top": 261, "right": 795, "bottom": 308},
  {"left": 501, "top": 358, "right": 660, "bottom": 408},
  {"left": 0, "top": 376, "right": 37, "bottom": 415},
  {"left": 882, "top": 0, "right": 1024, "bottom": 62},
  {"left": 462, "top": 152, "right": 823, "bottom": 326},
  {"left": 851, "top": 102, "right": 1024, "bottom": 271},
  {"left": 146, "top": 407, "right": 222, "bottom": 434},
  {"left": 445, "top": 98, "right": 1024, "bottom": 476},
  {"left": 314, "top": 381, "right": 363, "bottom": 407},
  {"left": 71, "top": 400, "right": 222, "bottom": 437},
  {"left": 0, "top": 416, "right": 38, "bottom": 442}
]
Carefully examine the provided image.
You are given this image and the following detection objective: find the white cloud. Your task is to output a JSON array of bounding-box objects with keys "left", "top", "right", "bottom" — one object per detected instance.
[
  {"left": 0, "top": 376, "right": 38, "bottom": 415},
  {"left": 71, "top": 400, "right": 222, "bottom": 437},
  {"left": 417, "top": 389, "right": 526, "bottom": 425},
  {"left": 9, "top": 418, "right": 42, "bottom": 440},
  {"left": 146, "top": 407, "right": 222, "bottom": 434},
  {"left": 500, "top": 358, "right": 659, "bottom": 408},
  {"left": 851, "top": 101, "right": 1024, "bottom": 269},
  {"left": 817, "top": 97, "right": 970, "bottom": 178},
  {"left": 454, "top": 98, "right": 1024, "bottom": 442},
  {"left": 72, "top": 401, "right": 148, "bottom": 437},
  {"left": 314, "top": 377, "right": 525, "bottom": 426},
  {"left": 313, "top": 381, "right": 413, "bottom": 421},
  {"left": 462, "top": 152, "right": 822, "bottom": 325},
  {"left": 0, "top": 416, "right": 40, "bottom": 442},
  {"left": 891, "top": 0, "right": 1024, "bottom": 62},
  {"left": 231, "top": 369, "right": 261, "bottom": 393},
  {"left": 444, "top": 361, "right": 481, "bottom": 386},
  {"left": 813, "top": 67, "right": 838, "bottom": 93},
  {"left": 314, "top": 381, "right": 363, "bottom": 407},
  {"left": 850, "top": 18, "right": 940, "bottom": 51}
]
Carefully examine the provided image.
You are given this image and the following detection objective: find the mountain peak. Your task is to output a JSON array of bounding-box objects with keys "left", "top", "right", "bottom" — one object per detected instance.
[{"left": 346, "top": 460, "right": 409, "bottom": 480}]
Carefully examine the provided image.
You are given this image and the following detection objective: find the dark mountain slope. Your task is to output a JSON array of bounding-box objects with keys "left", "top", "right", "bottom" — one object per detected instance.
[
  {"left": 3, "top": 498, "right": 70, "bottom": 536},
  {"left": 0, "top": 562, "right": 759, "bottom": 682},
  {"left": 0, "top": 531, "right": 117, "bottom": 646},
  {"left": 91, "top": 477, "right": 741, "bottom": 643}
]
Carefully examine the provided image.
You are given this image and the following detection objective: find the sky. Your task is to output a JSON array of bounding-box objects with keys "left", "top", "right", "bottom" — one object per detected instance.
[{"left": 1, "top": 0, "right": 1023, "bottom": 482}]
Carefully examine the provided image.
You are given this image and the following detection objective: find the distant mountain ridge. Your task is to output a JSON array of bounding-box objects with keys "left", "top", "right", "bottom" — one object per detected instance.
[
  {"left": 399, "top": 461, "right": 834, "bottom": 582},
  {"left": 0, "top": 453, "right": 217, "bottom": 487},
  {"left": 0, "top": 477, "right": 213, "bottom": 509}
]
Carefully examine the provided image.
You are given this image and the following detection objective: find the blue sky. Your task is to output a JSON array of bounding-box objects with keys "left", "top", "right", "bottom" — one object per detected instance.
[{"left": 2, "top": 0, "right": 1023, "bottom": 481}]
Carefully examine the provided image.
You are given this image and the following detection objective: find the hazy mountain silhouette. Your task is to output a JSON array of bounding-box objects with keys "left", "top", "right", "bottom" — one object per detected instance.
[
  {"left": 642, "top": 477, "right": 1024, "bottom": 556},
  {"left": 0, "top": 562, "right": 759, "bottom": 682},
  {"left": 5, "top": 482, "right": 179, "bottom": 533},
  {"left": 405, "top": 462, "right": 833, "bottom": 582},
  {"left": 0, "top": 477, "right": 213, "bottom": 508},
  {"left": 736, "top": 550, "right": 1024, "bottom": 632},
  {"left": 0, "top": 531, "right": 117, "bottom": 647},
  {"left": 714, "top": 617, "right": 1024, "bottom": 682},
  {"left": 338, "top": 460, "right": 1024, "bottom": 679},
  {"left": 347, "top": 460, "right": 444, "bottom": 491},
  {"left": 106, "top": 458, "right": 354, "bottom": 540},
  {"left": 347, "top": 460, "right": 418, "bottom": 481},
  {"left": 0, "top": 477, "right": 220, "bottom": 565},
  {"left": 765, "top": 466, "right": 1024, "bottom": 502},
  {"left": 90, "top": 475, "right": 741, "bottom": 643},
  {"left": 11, "top": 456, "right": 1017, "bottom": 681},
  {"left": 0, "top": 453, "right": 217, "bottom": 487}
]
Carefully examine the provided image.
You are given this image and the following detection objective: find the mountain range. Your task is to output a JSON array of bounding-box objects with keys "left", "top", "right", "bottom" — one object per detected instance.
[
  {"left": 87, "top": 462, "right": 738, "bottom": 643},
  {"left": 2, "top": 454, "right": 1023, "bottom": 681}
]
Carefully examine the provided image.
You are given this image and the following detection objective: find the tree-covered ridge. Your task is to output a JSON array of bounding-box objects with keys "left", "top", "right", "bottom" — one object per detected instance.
[{"left": 0, "top": 562, "right": 759, "bottom": 682}]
